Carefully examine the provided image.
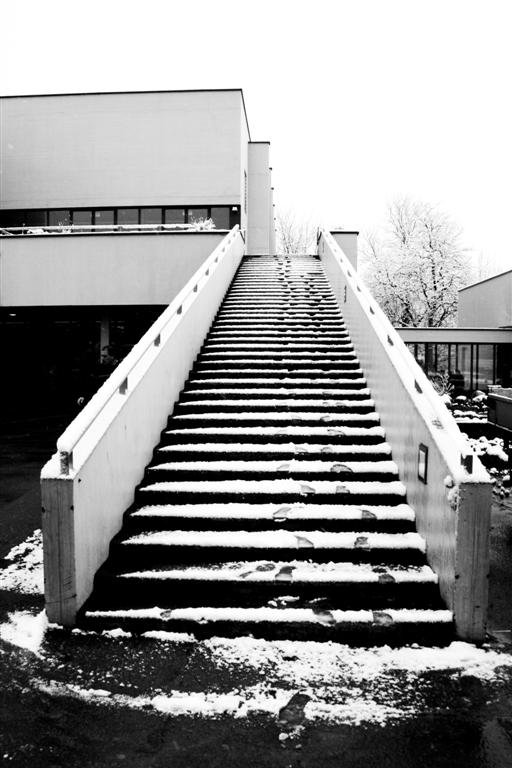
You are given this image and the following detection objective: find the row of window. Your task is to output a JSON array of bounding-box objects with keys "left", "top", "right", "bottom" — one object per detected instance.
[
  {"left": 406, "top": 342, "right": 512, "bottom": 393},
  {"left": 0, "top": 205, "right": 240, "bottom": 230}
]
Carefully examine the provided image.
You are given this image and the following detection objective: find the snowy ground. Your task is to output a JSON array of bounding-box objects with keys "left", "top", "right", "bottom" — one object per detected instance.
[{"left": 2, "top": 530, "right": 512, "bottom": 735}]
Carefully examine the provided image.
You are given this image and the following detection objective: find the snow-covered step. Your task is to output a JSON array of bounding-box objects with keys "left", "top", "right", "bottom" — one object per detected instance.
[
  {"left": 162, "top": 425, "right": 386, "bottom": 445},
  {"left": 81, "top": 605, "right": 453, "bottom": 644},
  {"left": 186, "top": 377, "right": 367, "bottom": 387},
  {"left": 203, "top": 342, "right": 353, "bottom": 350},
  {"left": 92, "top": 562, "right": 441, "bottom": 612},
  {"left": 146, "top": 459, "right": 399, "bottom": 483},
  {"left": 199, "top": 351, "right": 357, "bottom": 361},
  {"left": 136, "top": 478, "right": 406, "bottom": 507},
  {"left": 130, "top": 502, "right": 413, "bottom": 523},
  {"left": 168, "top": 412, "right": 380, "bottom": 429},
  {"left": 192, "top": 369, "right": 364, "bottom": 379},
  {"left": 126, "top": 501, "right": 413, "bottom": 535},
  {"left": 181, "top": 388, "right": 370, "bottom": 399},
  {"left": 174, "top": 398, "right": 375, "bottom": 413},
  {"left": 155, "top": 440, "right": 389, "bottom": 459},
  {"left": 114, "top": 528, "right": 424, "bottom": 570}
]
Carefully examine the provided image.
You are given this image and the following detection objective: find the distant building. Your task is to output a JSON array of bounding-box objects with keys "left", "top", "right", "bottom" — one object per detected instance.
[{"left": 397, "top": 270, "right": 512, "bottom": 392}]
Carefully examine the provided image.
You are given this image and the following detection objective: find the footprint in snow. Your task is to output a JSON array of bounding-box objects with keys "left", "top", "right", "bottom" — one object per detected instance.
[
  {"left": 273, "top": 506, "right": 291, "bottom": 522},
  {"left": 354, "top": 535, "right": 370, "bottom": 549},
  {"left": 294, "top": 534, "right": 314, "bottom": 549},
  {"left": 378, "top": 573, "right": 396, "bottom": 584},
  {"left": 361, "top": 509, "right": 377, "bottom": 520},
  {"left": 373, "top": 611, "right": 394, "bottom": 626},
  {"left": 299, "top": 484, "right": 316, "bottom": 496},
  {"left": 278, "top": 692, "right": 311, "bottom": 729},
  {"left": 331, "top": 463, "right": 353, "bottom": 473},
  {"left": 312, "top": 608, "right": 337, "bottom": 626},
  {"left": 275, "top": 565, "right": 296, "bottom": 582},
  {"left": 277, "top": 463, "right": 291, "bottom": 472}
]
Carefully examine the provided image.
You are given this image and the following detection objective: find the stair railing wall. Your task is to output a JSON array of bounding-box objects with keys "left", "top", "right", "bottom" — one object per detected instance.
[
  {"left": 41, "top": 226, "right": 245, "bottom": 625},
  {"left": 318, "top": 230, "right": 492, "bottom": 642}
]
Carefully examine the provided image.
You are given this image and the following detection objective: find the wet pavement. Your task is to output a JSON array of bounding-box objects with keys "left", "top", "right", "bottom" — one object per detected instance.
[{"left": 2, "top": 418, "right": 512, "bottom": 767}]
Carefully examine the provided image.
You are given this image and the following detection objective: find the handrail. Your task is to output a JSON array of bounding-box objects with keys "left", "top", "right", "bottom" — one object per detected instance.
[
  {"left": 56, "top": 226, "right": 241, "bottom": 474},
  {"left": 319, "top": 229, "right": 486, "bottom": 480},
  {"left": 0, "top": 223, "right": 225, "bottom": 236}
]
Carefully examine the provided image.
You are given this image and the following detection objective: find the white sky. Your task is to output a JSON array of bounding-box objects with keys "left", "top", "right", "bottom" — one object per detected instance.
[{"left": 1, "top": 0, "right": 511, "bottom": 272}]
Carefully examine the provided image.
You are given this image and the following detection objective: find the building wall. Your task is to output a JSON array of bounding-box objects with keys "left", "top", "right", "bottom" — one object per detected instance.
[
  {"left": 458, "top": 271, "right": 512, "bottom": 328},
  {"left": 0, "top": 232, "right": 226, "bottom": 306},
  {"left": 1, "top": 90, "right": 246, "bottom": 210}
]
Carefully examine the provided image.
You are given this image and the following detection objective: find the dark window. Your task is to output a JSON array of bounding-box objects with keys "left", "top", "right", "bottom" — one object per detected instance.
[
  {"left": 72, "top": 210, "right": 92, "bottom": 226},
  {"left": 49, "top": 210, "right": 71, "bottom": 227},
  {"left": 187, "top": 208, "right": 208, "bottom": 224},
  {"left": 94, "top": 210, "right": 114, "bottom": 226},
  {"left": 164, "top": 208, "right": 185, "bottom": 225},
  {"left": 456, "top": 344, "right": 472, "bottom": 391},
  {"left": 229, "top": 205, "right": 241, "bottom": 228},
  {"left": 496, "top": 344, "right": 512, "bottom": 387},
  {"left": 117, "top": 208, "right": 139, "bottom": 225},
  {"left": 476, "top": 344, "right": 494, "bottom": 391},
  {"left": 24, "top": 210, "right": 47, "bottom": 227},
  {"left": 210, "top": 207, "right": 230, "bottom": 229},
  {"left": 140, "top": 208, "right": 162, "bottom": 226},
  {"left": 436, "top": 344, "right": 449, "bottom": 376}
]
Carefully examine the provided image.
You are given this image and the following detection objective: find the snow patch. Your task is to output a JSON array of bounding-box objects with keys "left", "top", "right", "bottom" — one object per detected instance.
[
  {"left": 0, "top": 610, "right": 48, "bottom": 654},
  {"left": 0, "top": 529, "right": 43, "bottom": 595}
]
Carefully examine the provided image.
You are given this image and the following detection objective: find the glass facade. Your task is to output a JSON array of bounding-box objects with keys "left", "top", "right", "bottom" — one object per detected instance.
[
  {"left": 0, "top": 205, "right": 238, "bottom": 230},
  {"left": 406, "top": 342, "right": 512, "bottom": 393}
]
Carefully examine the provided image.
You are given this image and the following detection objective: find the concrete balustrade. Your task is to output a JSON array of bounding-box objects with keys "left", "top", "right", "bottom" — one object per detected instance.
[
  {"left": 318, "top": 230, "right": 492, "bottom": 641},
  {"left": 41, "top": 227, "right": 245, "bottom": 624}
]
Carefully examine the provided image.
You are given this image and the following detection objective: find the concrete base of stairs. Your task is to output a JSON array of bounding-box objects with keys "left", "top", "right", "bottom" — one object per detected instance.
[{"left": 1, "top": 420, "right": 512, "bottom": 766}]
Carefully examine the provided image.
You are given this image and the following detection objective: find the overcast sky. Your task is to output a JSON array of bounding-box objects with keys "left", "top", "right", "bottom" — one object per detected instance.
[{"left": 2, "top": 0, "right": 511, "bottom": 273}]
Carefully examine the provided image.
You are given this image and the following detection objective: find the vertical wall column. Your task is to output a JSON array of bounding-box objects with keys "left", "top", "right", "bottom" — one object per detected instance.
[
  {"left": 247, "top": 142, "right": 272, "bottom": 255},
  {"left": 269, "top": 185, "right": 276, "bottom": 256}
]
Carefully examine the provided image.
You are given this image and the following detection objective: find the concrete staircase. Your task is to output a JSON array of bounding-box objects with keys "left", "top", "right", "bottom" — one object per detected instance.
[{"left": 80, "top": 255, "right": 453, "bottom": 644}]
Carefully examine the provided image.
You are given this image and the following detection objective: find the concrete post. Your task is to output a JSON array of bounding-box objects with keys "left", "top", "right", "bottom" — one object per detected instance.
[
  {"left": 330, "top": 231, "right": 359, "bottom": 269},
  {"left": 247, "top": 142, "right": 271, "bottom": 255}
]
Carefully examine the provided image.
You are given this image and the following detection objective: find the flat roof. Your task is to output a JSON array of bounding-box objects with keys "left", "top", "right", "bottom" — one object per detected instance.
[
  {"left": 0, "top": 88, "right": 252, "bottom": 141},
  {"left": 459, "top": 267, "right": 512, "bottom": 292}
]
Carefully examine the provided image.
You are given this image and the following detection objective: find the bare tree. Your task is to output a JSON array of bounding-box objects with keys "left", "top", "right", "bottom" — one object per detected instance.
[
  {"left": 276, "top": 210, "right": 316, "bottom": 255},
  {"left": 362, "top": 199, "right": 470, "bottom": 327}
]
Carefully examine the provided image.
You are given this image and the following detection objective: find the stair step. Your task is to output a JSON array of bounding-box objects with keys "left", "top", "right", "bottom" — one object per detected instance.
[
  {"left": 146, "top": 459, "right": 398, "bottom": 483},
  {"left": 185, "top": 377, "right": 367, "bottom": 388},
  {"left": 126, "top": 502, "right": 414, "bottom": 533},
  {"left": 180, "top": 388, "right": 370, "bottom": 399},
  {"left": 168, "top": 412, "right": 380, "bottom": 429},
  {"left": 155, "top": 441, "right": 391, "bottom": 461},
  {"left": 89, "top": 561, "right": 440, "bottom": 610},
  {"left": 162, "top": 425, "right": 386, "bottom": 445},
  {"left": 136, "top": 478, "right": 406, "bottom": 506},
  {"left": 174, "top": 399, "right": 375, "bottom": 414},
  {"left": 80, "top": 606, "right": 453, "bottom": 645}
]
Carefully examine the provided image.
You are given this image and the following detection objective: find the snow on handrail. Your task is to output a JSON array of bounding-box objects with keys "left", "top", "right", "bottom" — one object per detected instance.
[
  {"left": 318, "top": 229, "right": 486, "bottom": 481},
  {"left": 56, "top": 226, "right": 241, "bottom": 475}
]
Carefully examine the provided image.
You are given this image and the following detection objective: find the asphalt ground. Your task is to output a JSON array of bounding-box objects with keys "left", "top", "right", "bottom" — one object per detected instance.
[{"left": 2, "top": 417, "right": 512, "bottom": 767}]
